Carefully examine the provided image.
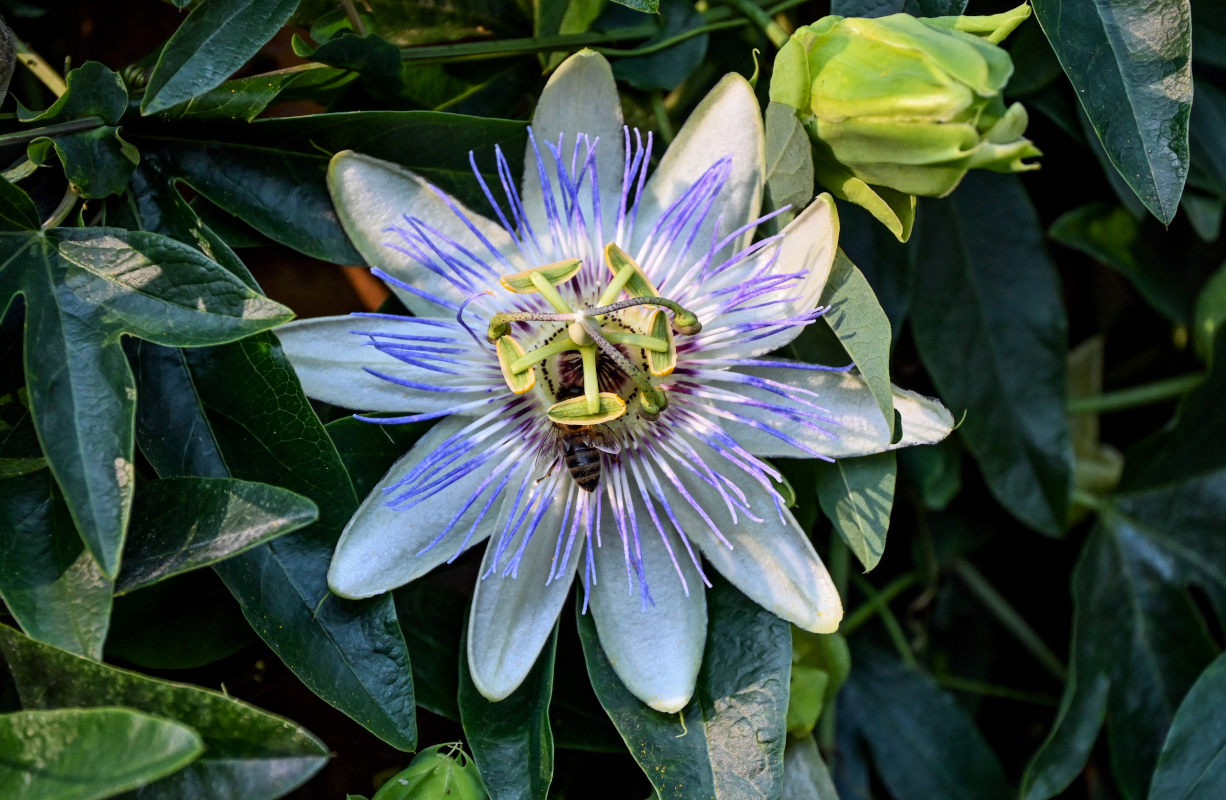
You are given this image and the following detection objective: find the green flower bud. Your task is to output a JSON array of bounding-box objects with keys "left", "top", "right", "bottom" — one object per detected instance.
[
  {"left": 371, "top": 743, "right": 485, "bottom": 800},
  {"left": 770, "top": 4, "right": 1040, "bottom": 240}
]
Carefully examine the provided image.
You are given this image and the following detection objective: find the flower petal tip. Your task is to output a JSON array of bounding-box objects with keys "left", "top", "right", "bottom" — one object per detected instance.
[{"left": 646, "top": 694, "right": 692, "bottom": 714}]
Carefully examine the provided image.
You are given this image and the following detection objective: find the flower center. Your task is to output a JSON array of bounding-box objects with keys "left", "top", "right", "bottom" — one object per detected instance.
[{"left": 486, "top": 243, "right": 702, "bottom": 424}]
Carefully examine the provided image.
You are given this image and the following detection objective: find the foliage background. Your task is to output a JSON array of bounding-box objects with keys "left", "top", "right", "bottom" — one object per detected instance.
[{"left": 0, "top": 0, "right": 1223, "bottom": 799}]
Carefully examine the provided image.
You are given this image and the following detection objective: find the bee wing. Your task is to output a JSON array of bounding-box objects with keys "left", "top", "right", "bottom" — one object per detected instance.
[
  {"left": 583, "top": 426, "right": 623, "bottom": 455},
  {"left": 533, "top": 428, "right": 564, "bottom": 476}
]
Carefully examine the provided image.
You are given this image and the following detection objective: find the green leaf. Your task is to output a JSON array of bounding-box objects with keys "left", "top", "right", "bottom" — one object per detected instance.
[
  {"left": 138, "top": 112, "right": 524, "bottom": 263},
  {"left": 764, "top": 102, "right": 815, "bottom": 219},
  {"left": 832, "top": 1, "right": 967, "bottom": 14},
  {"left": 0, "top": 452, "right": 113, "bottom": 659},
  {"left": 609, "top": 0, "right": 658, "bottom": 11},
  {"left": 610, "top": 0, "right": 707, "bottom": 91},
  {"left": 394, "top": 580, "right": 464, "bottom": 721},
  {"left": 579, "top": 578, "right": 791, "bottom": 799},
  {"left": 142, "top": 0, "right": 301, "bottom": 115},
  {"left": 1148, "top": 650, "right": 1226, "bottom": 800},
  {"left": 1031, "top": 0, "right": 1192, "bottom": 223},
  {"left": 105, "top": 570, "right": 256, "bottom": 670},
  {"left": 2, "top": 227, "right": 292, "bottom": 579},
  {"left": 0, "top": 707, "right": 204, "bottom": 800},
  {"left": 840, "top": 645, "right": 1010, "bottom": 800},
  {"left": 1019, "top": 667, "right": 1110, "bottom": 800},
  {"left": 1049, "top": 203, "right": 1206, "bottom": 323},
  {"left": 459, "top": 626, "right": 556, "bottom": 800},
  {"left": 0, "top": 625, "right": 328, "bottom": 799},
  {"left": 117, "top": 477, "right": 319, "bottom": 594},
  {"left": 911, "top": 172, "right": 1072, "bottom": 536},
  {"left": 897, "top": 439, "right": 961, "bottom": 511},
  {"left": 0, "top": 175, "right": 39, "bottom": 230},
  {"left": 155, "top": 66, "right": 354, "bottom": 123},
  {"left": 781, "top": 735, "right": 840, "bottom": 800},
  {"left": 1188, "top": 81, "right": 1226, "bottom": 203},
  {"left": 821, "top": 250, "right": 893, "bottom": 435},
  {"left": 815, "top": 453, "right": 895, "bottom": 571},
  {"left": 18, "top": 62, "right": 138, "bottom": 199},
  {"left": 1193, "top": 262, "right": 1226, "bottom": 364}
]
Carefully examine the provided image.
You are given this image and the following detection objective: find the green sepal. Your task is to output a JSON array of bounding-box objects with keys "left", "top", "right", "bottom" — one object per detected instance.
[
  {"left": 603, "top": 242, "right": 659, "bottom": 299},
  {"left": 500, "top": 259, "right": 583, "bottom": 293}
]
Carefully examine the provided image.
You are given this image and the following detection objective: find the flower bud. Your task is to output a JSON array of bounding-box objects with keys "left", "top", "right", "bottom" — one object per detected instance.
[{"left": 770, "top": 4, "right": 1039, "bottom": 239}]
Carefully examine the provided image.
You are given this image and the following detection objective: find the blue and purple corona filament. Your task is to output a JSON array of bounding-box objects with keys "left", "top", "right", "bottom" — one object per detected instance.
[{"left": 277, "top": 51, "right": 952, "bottom": 711}]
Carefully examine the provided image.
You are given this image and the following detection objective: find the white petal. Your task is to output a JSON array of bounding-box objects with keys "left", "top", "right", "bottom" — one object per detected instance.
[
  {"left": 523, "top": 50, "right": 625, "bottom": 249},
  {"left": 694, "top": 365, "right": 954, "bottom": 458},
  {"left": 589, "top": 478, "right": 706, "bottom": 713},
  {"left": 685, "top": 195, "right": 838, "bottom": 359},
  {"left": 328, "top": 151, "right": 519, "bottom": 315},
  {"left": 467, "top": 482, "right": 581, "bottom": 701},
  {"left": 328, "top": 418, "right": 506, "bottom": 598},
  {"left": 633, "top": 74, "right": 765, "bottom": 273},
  {"left": 277, "top": 315, "right": 496, "bottom": 413},
  {"left": 653, "top": 435, "right": 842, "bottom": 632}
]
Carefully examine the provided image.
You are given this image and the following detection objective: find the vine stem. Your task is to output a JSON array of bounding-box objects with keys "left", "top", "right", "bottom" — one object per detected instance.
[
  {"left": 722, "top": 0, "right": 790, "bottom": 48},
  {"left": 1067, "top": 373, "right": 1203, "bottom": 414},
  {"left": 15, "top": 39, "right": 66, "bottom": 96},
  {"left": 0, "top": 117, "right": 105, "bottom": 147},
  {"left": 841, "top": 573, "right": 918, "bottom": 635},
  {"left": 953, "top": 560, "right": 1067, "bottom": 681},
  {"left": 851, "top": 573, "right": 916, "bottom": 669}
]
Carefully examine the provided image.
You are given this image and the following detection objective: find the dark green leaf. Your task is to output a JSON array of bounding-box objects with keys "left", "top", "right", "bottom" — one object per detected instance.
[
  {"left": 1049, "top": 203, "right": 1204, "bottom": 323},
  {"left": 118, "top": 477, "right": 318, "bottom": 594},
  {"left": 610, "top": 0, "right": 707, "bottom": 91},
  {"left": 327, "top": 415, "right": 427, "bottom": 499},
  {"left": 29, "top": 126, "right": 139, "bottom": 199},
  {"left": 139, "top": 112, "right": 526, "bottom": 262},
  {"left": 1193, "top": 263, "right": 1226, "bottom": 364},
  {"left": 297, "top": 0, "right": 528, "bottom": 46},
  {"left": 0, "top": 625, "right": 328, "bottom": 799},
  {"left": 840, "top": 645, "right": 1010, "bottom": 800},
  {"left": 0, "top": 175, "right": 39, "bottom": 230},
  {"left": 1188, "top": 81, "right": 1226, "bottom": 203},
  {"left": 0, "top": 707, "right": 203, "bottom": 800},
  {"left": 394, "top": 580, "right": 464, "bottom": 721},
  {"left": 155, "top": 66, "right": 354, "bottom": 123},
  {"left": 300, "top": 32, "right": 405, "bottom": 99},
  {"left": 142, "top": 0, "right": 301, "bottom": 115},
  {"left": 184, "top": 339, "right": 417, "bottom": 751},
  {"left": 1019, "top": 667, "right": 1110, "bottom": 800},
  {"left": 19, "top": 61, "right": 126, "bottom": 125},
  {"left": 459, "top": 626, "right": 555, "bottom": 800},
  {"left": 609, "top": 0, "right": 658, "bottom": 12},
  {"left": 911, "top": 172, "right": 1072, "bottom": 536},
  {"left": 0, "top": 456, "right": 112, "bottom": 659},
  {"left": 831, "top": 1, "right": 967, "bottom": 17},
  {"left": 821, "top": 251, "right": 893, "bottom": 434},
  {"left": 781, "top": 735, "right": 839, "bottom": 800},
  {"left": 838, "top": 203, "right": 912, "bottom": 342},
  {"left": 106, "top": 570, "right": 256, "bottom": 670},
  {"left": 815, "top": 453, "right": 895, "bottom": 571},
  {"left": 1148, "top": 649, "right": 1226, "bottom": 800},
  {"left": 898, "top": 439, "right": 961, "bottom": 511},
  {"left": 579, "top": 578, "right": 791, "bottom": 799},
  {"left": 764, "top": 102, "right": 815, "bottom": 219},
  {"left": 1031, "top": 0, "right": 1192, "bottom": 223},
  {"left": 3, "top": 227, "right": 291, "bottom": 578}
]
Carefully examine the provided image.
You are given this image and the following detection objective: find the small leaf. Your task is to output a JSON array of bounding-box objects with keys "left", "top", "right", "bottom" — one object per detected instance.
[
  {"left": 781, "top": 735, "right": 840, "bottom": 800},
  {"left": 0, "top": 707, "right": 203, "bottom": 800},
  {"left": 1019, "top": 670, "right": 1110, "bottom": 800},
  {"left": 764, "top": 102, "right": 816, "bottom": 218},
  {"left": 19, "top": 61, "right": 127, "bottom": 125},
  {"left": 579, "top": 578, "right": 791, "bottom": 799},
  {"left": 911, "top": 172, "right": 1073, "bottom": 536},
  {"left": 117, "top": 477, "right": 318, "bottom": 594},
  {"left": 1031, "top": 0, "right": 1192, "bottom": 223},
  {"left": 0, "top": 175, "right": 39, "bottom": 230},
  {"left": 142, "top": 0, "right": 301, "bottom": 114},
  {"left": 821, "top": 250, "right": 893, "bottom": 435},
  {"left": 815, "top": 453, "right": 896, "bottom": 571},
  {"left": 0, "top": 625, "right": 328, "bottom": 799},
  {"left": 459, "top": 626, "right": 556, "bottom": 800}
]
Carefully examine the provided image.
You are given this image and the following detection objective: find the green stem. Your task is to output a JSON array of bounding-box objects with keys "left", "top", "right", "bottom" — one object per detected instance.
[
  {"left": 953, "top": 560, "right": 1067, "bottom": 681},
  {"left": 399, "top": 25, "right": 659, "bottom": 63},
  {"left": 935, "top": 675, "right": 1059, "bottom": 707},
  {"left": 851, "top": 573, "right": 916, "bottom": 668},
  {"left": 0, "top": 117, "right": 106, "bottom": 148},
  {"left": 722, "top": 0, "right": 790, "bottom": 48},
  {"left": 339, "top": 0, "right": 367, "bottom": 36},
  {"left": 1067, "top": 373, "right": 1203, "bottom": 414},
  {"left": 841, "top": 573, "right": 918, "bottom": 635},
  {"left": 1071, "top": 487, "right": 1103, "bottom": 512},
  {"left": 41, "top": 187, "right": 78, "bottom": 230}
]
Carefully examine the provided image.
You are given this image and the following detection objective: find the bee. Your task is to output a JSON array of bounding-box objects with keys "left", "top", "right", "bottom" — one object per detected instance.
[{"left": 538, "top": 382, "right": 622, "bottom": 493}]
